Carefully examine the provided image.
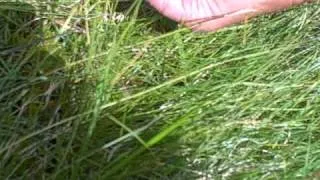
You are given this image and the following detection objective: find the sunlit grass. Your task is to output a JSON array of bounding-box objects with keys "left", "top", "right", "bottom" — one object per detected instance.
[{"left": 0, "top": 0, "right": 320, "bottom": 179}]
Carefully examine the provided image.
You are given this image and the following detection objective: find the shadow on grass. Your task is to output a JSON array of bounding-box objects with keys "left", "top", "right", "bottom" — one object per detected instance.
[
  {"left": 118, "top": 0, "right": 178, "bottom": 33},
  {"left": 0, "top": 2, "right": 72, "bottom": 178},
  {"left": 0, "top": 1, "right": 192, "bottom": 179},
  {"left": 0, "top": 2, "right": 65, "bottom": 119}
]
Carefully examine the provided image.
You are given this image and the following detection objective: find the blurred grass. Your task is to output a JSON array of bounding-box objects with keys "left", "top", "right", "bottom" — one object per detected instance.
[{"left": 0, "top": 0, "right": 320, "bottom": 179}]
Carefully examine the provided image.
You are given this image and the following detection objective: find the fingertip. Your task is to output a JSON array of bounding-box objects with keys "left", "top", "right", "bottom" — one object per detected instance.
[{"left": 147, "top": 0, "right": 185, "bottom": 22}]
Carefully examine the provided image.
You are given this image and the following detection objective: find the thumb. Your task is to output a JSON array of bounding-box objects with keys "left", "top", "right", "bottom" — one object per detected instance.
[
  {"left": 147, "top": 0, "right": 186, "bottom": 21},
  {"left": 254, "top": 0, "right": 311, "bottom": 12},
  {"left": 187, "top": 0, "right": 310, "bottom": 32}
]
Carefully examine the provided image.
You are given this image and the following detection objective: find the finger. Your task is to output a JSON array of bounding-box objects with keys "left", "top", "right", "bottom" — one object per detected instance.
[
  {"left": 147, "top": 0, "right": 254, "bottom": 21},
  {"left": 147, "top": 0, "right": 186, "bottom": 21},
  {"left": 187, "top": 0, "right": 310, "bottom": 32},
  {"left": 254, "top": 0, "right": 310, "bottom": 12},
  {"left": 187, "top": 10, "right": 259, "bottom": 32}
]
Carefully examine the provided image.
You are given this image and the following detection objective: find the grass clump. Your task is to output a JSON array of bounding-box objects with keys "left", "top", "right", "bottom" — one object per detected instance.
[{"left": 0, "top": 0, "right": 320, "bottom": 179}]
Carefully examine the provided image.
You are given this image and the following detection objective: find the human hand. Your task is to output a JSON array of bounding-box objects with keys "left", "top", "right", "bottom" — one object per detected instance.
[{"left": 148, "top": 0, "right": 308, "bottom": 31}]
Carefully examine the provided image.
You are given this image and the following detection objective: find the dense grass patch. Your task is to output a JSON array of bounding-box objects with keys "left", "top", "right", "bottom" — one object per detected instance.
[{"left": 1, "top": 0, "right": 320, "bottom": 179}]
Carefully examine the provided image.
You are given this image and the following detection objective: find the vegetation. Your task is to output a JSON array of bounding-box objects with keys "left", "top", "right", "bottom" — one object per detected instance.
[{"left": 0, "top": 0, "right": 320, "bottom": 179}]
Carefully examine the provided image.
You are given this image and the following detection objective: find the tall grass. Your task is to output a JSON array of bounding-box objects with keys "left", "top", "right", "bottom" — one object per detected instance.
[{"left": 1, "top": 0, "right": 320, "bottom": 179}]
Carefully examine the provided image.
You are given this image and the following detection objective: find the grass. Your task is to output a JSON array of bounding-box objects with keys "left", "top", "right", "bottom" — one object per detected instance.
[{"left": 0, "top": 0, "right": 320, "bottom": 179}]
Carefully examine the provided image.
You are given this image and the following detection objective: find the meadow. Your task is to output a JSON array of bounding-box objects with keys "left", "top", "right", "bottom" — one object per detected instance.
[{"left": 1, "top": 0, "right": 320, "bottom": 179}]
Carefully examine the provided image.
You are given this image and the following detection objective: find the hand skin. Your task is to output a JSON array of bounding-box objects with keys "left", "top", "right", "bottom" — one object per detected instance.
[{"left": 147, "top": 0, "right": 309, "bottom": 31}]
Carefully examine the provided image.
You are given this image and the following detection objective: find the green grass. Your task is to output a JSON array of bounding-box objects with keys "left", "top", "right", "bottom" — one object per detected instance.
[{"left": 1, "top": 0, "right": 320, "bottom": 179}]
